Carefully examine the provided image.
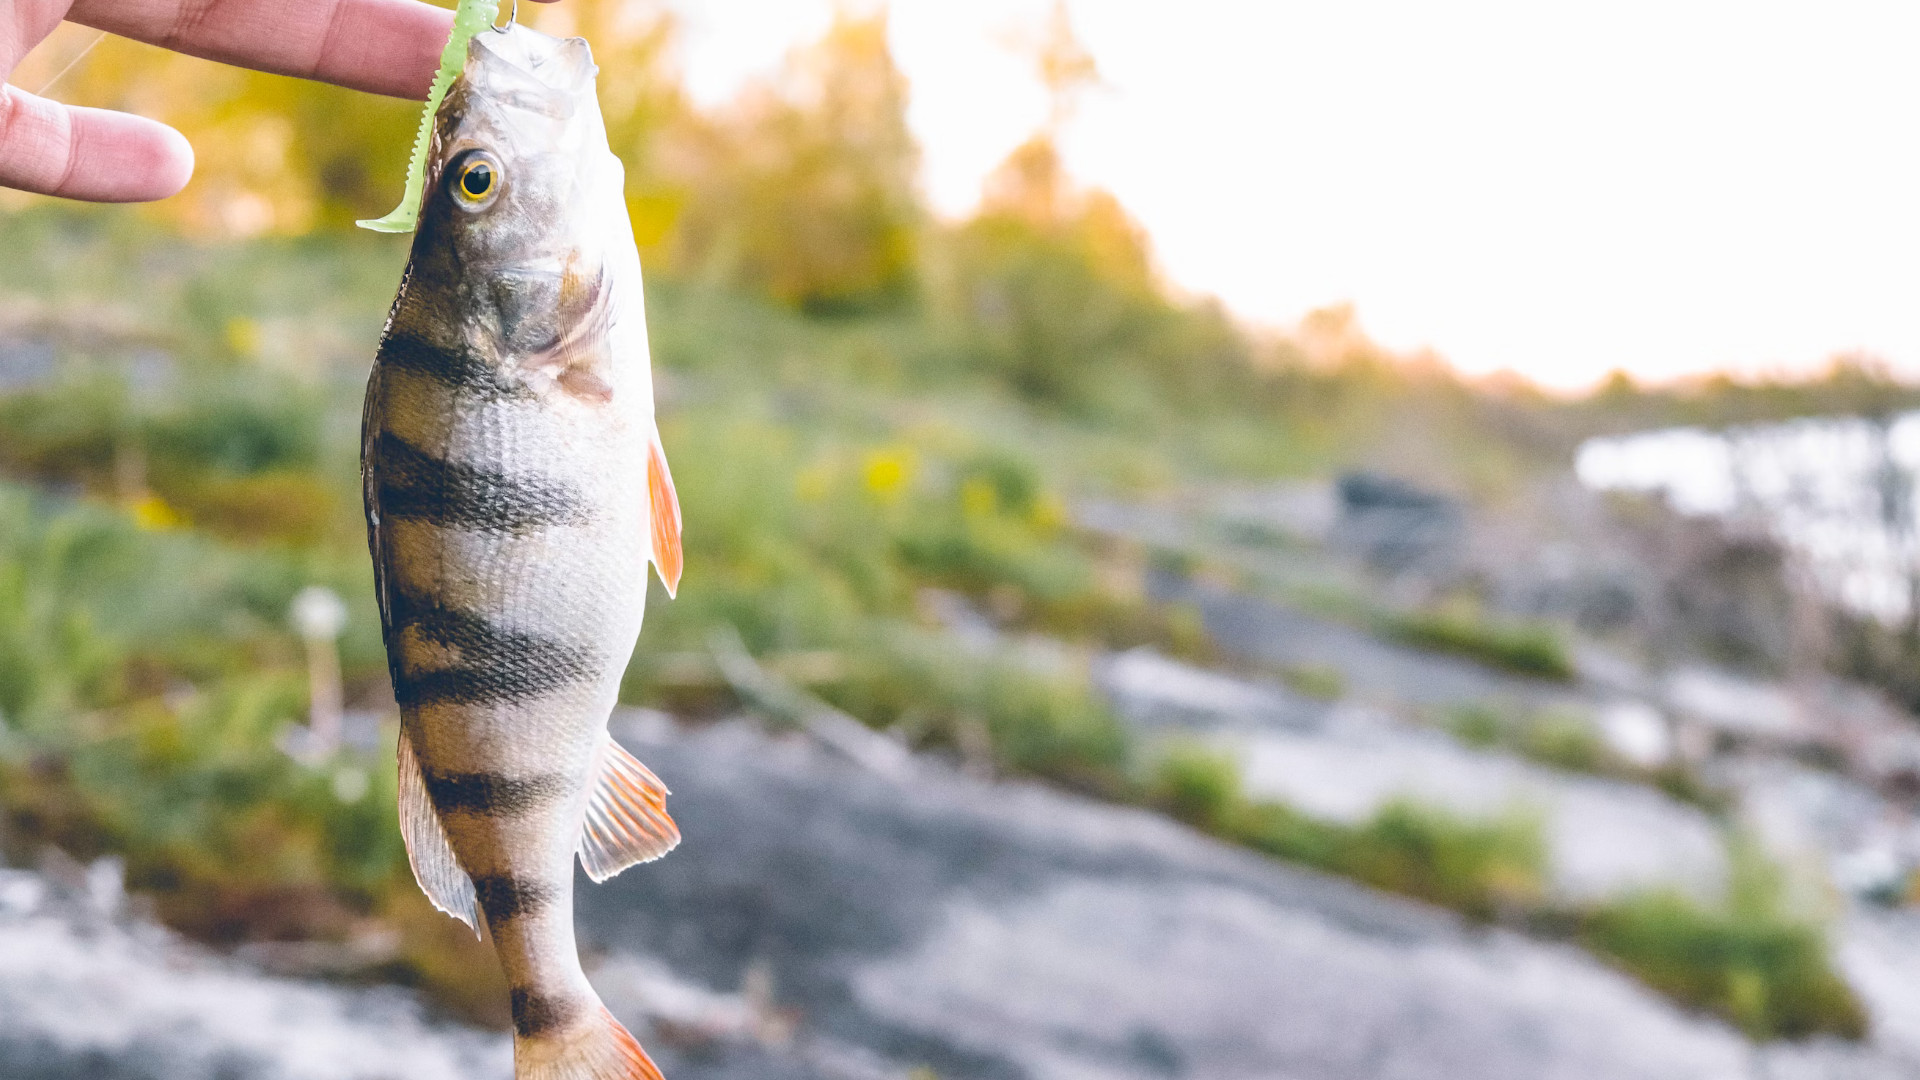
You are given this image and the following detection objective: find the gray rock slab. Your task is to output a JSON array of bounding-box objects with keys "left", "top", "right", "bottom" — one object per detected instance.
[
  {"left": 1839, "top": 908, "right": 1920, "bottom": 1066},
  {"left": 0, "top": 886, "right": 509, "bottom": 1080},
  {"left": 576, "top": 716, "right": 1892, "bottom": 1080}
]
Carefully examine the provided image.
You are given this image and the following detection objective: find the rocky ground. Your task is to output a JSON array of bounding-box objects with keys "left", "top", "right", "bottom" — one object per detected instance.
[
  {"left": 1084, "top": 483, "right": 1920, "bottom": 907},
  {"left": 0, "top": 863, "right": 507, "bottom": 1080},
  {"left": 1102, "top": 645, "right": 1729, "bottom": 903},
  {"left": 14, "top": 476, "right": 1920, "bottom": 1079},
  {"left": 8, "top": 713, "right": 1920, "bottom": 1080}
]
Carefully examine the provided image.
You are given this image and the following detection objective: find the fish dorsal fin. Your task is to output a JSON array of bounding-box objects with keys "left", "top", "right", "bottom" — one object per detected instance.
[
  {"left": 578, "top": 734, "right": 680, "bottom": 883},
  {"left": 647, "top": 430, "right": 682, "bottom": 598},
  {"left": 397, "top": 731, "right": 481, "bottom": 933}
]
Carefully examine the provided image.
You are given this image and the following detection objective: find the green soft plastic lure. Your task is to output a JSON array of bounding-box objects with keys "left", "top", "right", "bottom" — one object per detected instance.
[{"left": 356, "top": 0, "right": 503, "bottom": 233}]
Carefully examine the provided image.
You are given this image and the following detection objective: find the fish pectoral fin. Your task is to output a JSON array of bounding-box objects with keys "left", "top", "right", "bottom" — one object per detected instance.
[
  {"left": 527, "top": 259, "right": 618, "bottom": 404},
  {"left": 398, "top": 731, "right": 482, "bottom": 934},
  {"left": 647, "top": 429, "right": 682, "bottom": 599},
  {"left": 578, "top": 733, "right": 680, "bottom": 883}
]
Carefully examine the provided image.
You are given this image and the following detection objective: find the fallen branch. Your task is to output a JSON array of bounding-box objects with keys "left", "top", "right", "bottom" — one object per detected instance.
[{"left": 708, "top": 626, "right": 914, "bottom": 781}]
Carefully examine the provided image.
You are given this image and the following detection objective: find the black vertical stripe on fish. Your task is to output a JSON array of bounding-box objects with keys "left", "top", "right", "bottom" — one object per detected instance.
[
  {"left": 377, "top": 331, "right": 528, "bottom": 399},
  {"left": 423, "top": 769, "right": 573, "bottom": 816},
  {"left": 474, "top": 875, "right": 558, "bottom": 925},
  {"left": 373, "top": 431, "right": 589, "bottom": 532},
  {"left": 388, "top": 591, "right": 599, "bottom": 708},
  {"left": 509, "top": 987, "right": 577, "bottom": 1038}
]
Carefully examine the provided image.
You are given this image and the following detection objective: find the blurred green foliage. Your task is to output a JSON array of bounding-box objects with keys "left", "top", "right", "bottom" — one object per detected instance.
[
  {"left": 938, "top": 138, "right": 1250, "bottom": 416},
  {"left": 0, "top": 481, "right": 415, "bottom": 963},
  {"left": 1385, "top": 604, "right": 1575, "bottom": 681},
  {"left": 1514, "top": 709, "right": 1608, "bottom": 773},
  {"left": 663, "top": 13, "right": 921, "bottom": 311},
  {"left": 1148, "top": 743, "right": 1243, "bottom": 830},
  {"left": 1279, "top": 663, "right": 1346, "bottom": 701},
  {"left": 1584, "top": 847, "right": 1868, "bottom": 1041}
]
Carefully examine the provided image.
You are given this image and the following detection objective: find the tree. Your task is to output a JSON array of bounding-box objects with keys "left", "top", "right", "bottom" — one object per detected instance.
[{"left": 663, "top": 11, "right": 921, "bottom": 312}]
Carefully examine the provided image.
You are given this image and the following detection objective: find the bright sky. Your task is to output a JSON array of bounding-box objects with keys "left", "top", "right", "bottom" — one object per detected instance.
[{"left": 664, "top": 0, "right": 1920, "bottom": 390}]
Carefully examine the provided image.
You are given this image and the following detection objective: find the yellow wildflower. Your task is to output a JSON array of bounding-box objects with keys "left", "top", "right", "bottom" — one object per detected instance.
[{"left": 863, "top": 448, "right": 914, "bottom": 502}]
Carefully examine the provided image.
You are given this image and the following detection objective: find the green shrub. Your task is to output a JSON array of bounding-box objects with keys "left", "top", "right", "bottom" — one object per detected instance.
[
  {"left": 1280, "top": 664, "right": 1345, "bottom": 701},
  {"left": 1340, "top": 801, "right": 1547, "bottom": 919},
  {"left": 1446, "top": 704, "right": 1506, "bottom": 748},
  {"left": 1387, "top": 607, "right": 1574, "bottom": 681},
  {"left": 1584, "top": 892, "right": 1865, "bottom": 1040},
  {"left": 1516, "top": 710, "right": 1608, "bottom": 773},
  {"left": 1227, "top": 795, "right": 1546, "bottom": 922},
  {"left": 1232, "top": 801, "right": 1351, "bottom": 871},
  {"left": 1149, "top": 744, "right": 1242, "bottom": 829}
]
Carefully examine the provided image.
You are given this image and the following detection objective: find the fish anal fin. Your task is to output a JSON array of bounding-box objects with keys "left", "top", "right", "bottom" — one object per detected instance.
[
  {"left": 647, "top": 432, "right": 682, "bottom": 598},
  {"left": 398, "top": 731, "right": 481, "bottom": 934},
  {"left": 578, "top": 734, "right": 680, "bottom": 883}
]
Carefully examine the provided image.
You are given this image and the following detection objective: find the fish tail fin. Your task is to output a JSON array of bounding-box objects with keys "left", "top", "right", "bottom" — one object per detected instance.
[{"left": 514, "top": 1001, "right": 663, "bottom": 1080}]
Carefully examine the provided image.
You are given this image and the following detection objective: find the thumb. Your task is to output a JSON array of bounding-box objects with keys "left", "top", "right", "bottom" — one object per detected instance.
[{"left": 0, "top": 83, "right": 193, "bottom": 202}]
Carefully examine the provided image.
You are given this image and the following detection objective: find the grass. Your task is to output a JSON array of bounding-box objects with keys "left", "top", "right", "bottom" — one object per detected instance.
[
  {"left": 1447, "top": 704, "right": 1614, "bottom": 773},
  {"left": 1263, "top": 580, "right": 1575, "bottom": 685},
  {"left": 1385, "top": 605, "right": 1575, "bottom": 681},
  {"left": 1585, "top": 891, "right": 1865, "bottom": 1041},
  {"left": 0, "top": 218, "right": 1186, "bottom": 1021},
  {"left": 1279, "top": 663, "right": 1345, "bottom": 701},
  {"left": 1443, "top": 704, "right": 1728, "bottom": 812},
  {"left": 1584, "top": 845, "right": 1868, "bottom": 1041},
  {"left": 1149, "top": 744, "right": 1545, "bottom": 921}
]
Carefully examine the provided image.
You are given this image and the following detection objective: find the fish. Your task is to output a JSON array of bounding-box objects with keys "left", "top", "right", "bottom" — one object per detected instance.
[{"left": 360, "top": 23, "right": 683, "bottom": 1080}]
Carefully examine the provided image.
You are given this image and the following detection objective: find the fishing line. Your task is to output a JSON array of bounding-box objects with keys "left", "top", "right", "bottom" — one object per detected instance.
[
  {"left": 492, "top": 0, "right": 518, "bottom": 33},
  {"left": 32, "top": 29, "right": 109, "bottom": 97}
]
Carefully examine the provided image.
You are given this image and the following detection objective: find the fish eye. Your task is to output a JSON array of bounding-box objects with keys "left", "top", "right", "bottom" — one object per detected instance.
[{"left": 449, "top": 151, "right": 502, "bottom": 208}]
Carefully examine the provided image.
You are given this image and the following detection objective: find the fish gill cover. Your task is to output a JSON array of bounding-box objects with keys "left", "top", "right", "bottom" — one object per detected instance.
[{"left": 356, "top": 0, "right": 504, "bottom": 234}]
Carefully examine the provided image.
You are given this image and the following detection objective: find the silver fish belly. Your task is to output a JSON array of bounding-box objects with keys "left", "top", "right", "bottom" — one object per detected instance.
[{"left": 362, "top": 24, "right": 682, "bottom": 1080}]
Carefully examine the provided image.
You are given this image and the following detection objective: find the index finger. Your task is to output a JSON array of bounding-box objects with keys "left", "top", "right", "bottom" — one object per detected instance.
[{"left": 66, "top": 0, "right": 454, "bottom": 100}]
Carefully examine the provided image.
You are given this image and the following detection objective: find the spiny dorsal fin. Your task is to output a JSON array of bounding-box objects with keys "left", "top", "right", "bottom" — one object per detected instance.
[
  {"left": 578, "top": 734, "right": 680, "bottom": 883},
  {"left": 647, "top": 430, "right": 682, "bottom": 598},
  {"left": 398, "top": 731, "right": 481, "bottom": 933}
]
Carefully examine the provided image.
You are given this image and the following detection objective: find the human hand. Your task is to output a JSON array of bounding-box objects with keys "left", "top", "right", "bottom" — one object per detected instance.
[{"left": 1, "top": 0, "right": 548, "bottom": 203}]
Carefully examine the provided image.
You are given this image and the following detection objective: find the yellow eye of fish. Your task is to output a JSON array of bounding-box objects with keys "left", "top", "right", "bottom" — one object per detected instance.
[
  {"left": 460, "top": 161, "right": 494, "bottom": 199},
  {"left": 451, "top": 153, "right": 501, "bottom": 205}
]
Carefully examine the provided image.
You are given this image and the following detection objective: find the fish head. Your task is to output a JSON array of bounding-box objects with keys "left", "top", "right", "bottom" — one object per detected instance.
[{"left": 416, "top": 25, "right": 622, "bottom": 296}]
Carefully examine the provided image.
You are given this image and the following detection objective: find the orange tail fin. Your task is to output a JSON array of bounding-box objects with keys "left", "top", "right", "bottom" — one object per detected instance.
[{"left": 515, "top": 1005, "right": 662, "bottom": 1080}]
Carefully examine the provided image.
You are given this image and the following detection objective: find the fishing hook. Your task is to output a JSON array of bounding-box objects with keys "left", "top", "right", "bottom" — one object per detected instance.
[{"left": 492, "top": 0, "right": 517, "bottom": 33}]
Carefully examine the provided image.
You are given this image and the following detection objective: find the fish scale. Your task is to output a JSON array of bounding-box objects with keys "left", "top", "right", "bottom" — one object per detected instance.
[{"left": 361, "top": 23, "right": 682, "bottom": 1080}]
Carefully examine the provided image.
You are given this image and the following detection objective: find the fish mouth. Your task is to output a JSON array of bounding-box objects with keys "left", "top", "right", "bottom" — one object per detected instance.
[{"left": 468, "top": 25, "right": 598, "bottom": 105}]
